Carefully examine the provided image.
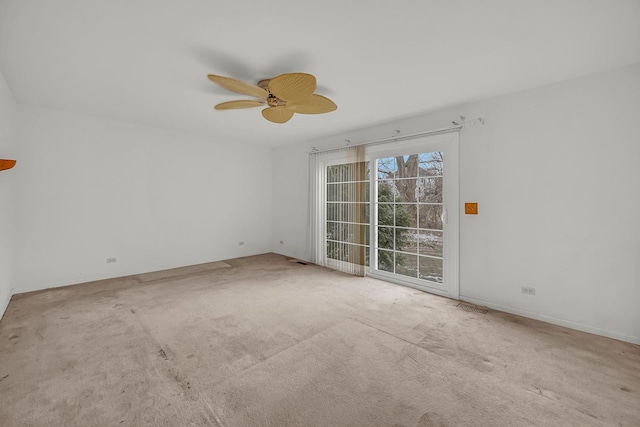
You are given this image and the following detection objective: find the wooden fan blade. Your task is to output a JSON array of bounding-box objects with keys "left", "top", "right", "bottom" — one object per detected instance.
[
  {"left": 214, "top": 100, "right": 265, "bottom": 110},
  {"left": 262, "top": 106, "right": 294, "bottom": 124},
  {"left": 207, "top": 74, "right": 267, "bottom": 98},
  {"left": 268, "top": 73, "right": 316, "bottom": 103},
  {"left": 286, "top": 94, "right": 337, "bottom": 114}
]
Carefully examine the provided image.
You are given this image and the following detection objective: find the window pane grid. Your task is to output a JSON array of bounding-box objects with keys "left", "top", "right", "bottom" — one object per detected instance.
[
  {"left": 379, "top": 202, "right": 442, "bottom": 206},
  {"left": 327, "top": 240, "right": 368, "bottom": 247},
  {"left": 328, "top": 180, "right": 369, "bottom": 184},
  {"left": 326, "top": 161, "right": 370, "bottom": 267},
  {"left": 327, "top": 201, "right": 371, "bottom": 204},
  {"left": 374, "top": 151, "right": 444, "bottom": 284},
  {"left": 374, "top": 224, "right": 443, "bottom": 232},
  {"left": 327, "top": 220, "right": 368, "bottom": 226}
]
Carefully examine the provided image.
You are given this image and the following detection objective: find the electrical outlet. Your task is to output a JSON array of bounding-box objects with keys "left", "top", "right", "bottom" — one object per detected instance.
[
  {"left": 106, "top": 257, "right": 117, "bottom": 264},
  {"left": 521, "top": 286, "right": 536, "bottom": 295}
]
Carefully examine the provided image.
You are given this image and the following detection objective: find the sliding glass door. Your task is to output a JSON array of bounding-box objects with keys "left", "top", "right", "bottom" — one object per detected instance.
[
  {"left": 314, "top": 132, "right": 458, "bottom": 298},
  {"left": 367, "top": 133, "right": 459, "bottom": 298}
]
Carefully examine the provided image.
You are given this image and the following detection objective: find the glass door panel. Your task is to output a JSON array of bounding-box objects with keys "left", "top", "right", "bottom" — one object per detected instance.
[
  {"left": 373, "top": 151, "right": 446, "bottom": 287},
  {"left": 325, "top": 161, "right": 370, "bottom": 268}
]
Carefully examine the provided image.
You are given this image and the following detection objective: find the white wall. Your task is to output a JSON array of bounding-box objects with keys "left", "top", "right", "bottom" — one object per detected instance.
[
  {"left": 0, "top": 71, "right": 17, "bottom": 318},
  {"left": 15, "top": 106, "right": 272, "bottom": 292},
  {"left": 272, "top": 63, "right": 640, "bottom": 344}
]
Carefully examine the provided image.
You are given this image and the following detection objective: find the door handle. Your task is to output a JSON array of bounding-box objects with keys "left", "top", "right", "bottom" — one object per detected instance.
[{"left": 440, "top": 208, "right": 448, "bottom": 225}]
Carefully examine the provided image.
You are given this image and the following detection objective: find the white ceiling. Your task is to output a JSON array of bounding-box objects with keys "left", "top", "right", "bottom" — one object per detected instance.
[{"left": 1, "top": 0, "right": 639, "bottom": 147}]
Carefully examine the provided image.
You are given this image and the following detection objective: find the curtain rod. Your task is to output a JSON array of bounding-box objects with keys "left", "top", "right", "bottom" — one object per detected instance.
[
  {"left": 310, "top": 125, "right": 462, "bottom": 155},
  {"left": 309, "top": 117, "right": 484, "bottom": 155}
]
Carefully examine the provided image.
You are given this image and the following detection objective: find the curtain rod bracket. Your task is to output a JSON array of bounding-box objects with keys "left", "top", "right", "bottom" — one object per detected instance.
[{"left": 454, "top": 116, "right": 484, "bottom": 128}]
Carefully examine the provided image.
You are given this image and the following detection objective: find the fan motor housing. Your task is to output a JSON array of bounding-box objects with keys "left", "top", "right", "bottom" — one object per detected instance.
[{"left": 259, "top": 79, "right": 286, "bottom": 106}]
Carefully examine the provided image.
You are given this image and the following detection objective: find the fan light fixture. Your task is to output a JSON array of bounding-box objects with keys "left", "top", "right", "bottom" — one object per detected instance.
[{"left": 207, "top": 73, "right": 337, "bottom": 124}]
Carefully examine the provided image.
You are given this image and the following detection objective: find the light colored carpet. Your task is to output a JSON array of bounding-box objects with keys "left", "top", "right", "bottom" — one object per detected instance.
[{"left": 0, "top": 253, "right": 638, "bottom": 426}]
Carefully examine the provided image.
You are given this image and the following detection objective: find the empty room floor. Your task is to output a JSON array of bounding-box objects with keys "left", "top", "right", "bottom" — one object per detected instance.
[{"left": 0, "top": 253, "right": 638, "bottom": 426}]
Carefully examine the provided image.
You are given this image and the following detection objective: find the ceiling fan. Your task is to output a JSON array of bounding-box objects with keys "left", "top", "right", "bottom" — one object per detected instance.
[{"left": 207, "top": 73, "right": 337, "bottom": 124}]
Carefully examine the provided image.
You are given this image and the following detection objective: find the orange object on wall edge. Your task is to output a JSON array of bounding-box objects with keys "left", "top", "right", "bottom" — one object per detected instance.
[
  {"left": 465, "top": 202, "right": 478, "bottom": 215},
  {"left": 0, "top": 159, "right": 17, "bottom": 171}
]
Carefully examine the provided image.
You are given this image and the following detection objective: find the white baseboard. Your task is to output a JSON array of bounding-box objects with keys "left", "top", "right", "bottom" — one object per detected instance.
[
  {"left": 0, "top": 288, "right": 12, "bottom": 322},
  {"left": 16, "top": 271, "right": 139, "bottom": 294},
  {"left": 14, "top": 252, "right": 269, "bottom": 295},
  {"left": 460, "top": 295, "right": 640, "bottom": 345},
  {"left": 272, "top": 249, "right": 311, "bottom": 263}
]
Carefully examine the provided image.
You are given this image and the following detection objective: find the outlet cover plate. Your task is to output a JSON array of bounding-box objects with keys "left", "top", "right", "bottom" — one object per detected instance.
[{"left": 521, "top": 286, "right": 536, "bottom": 295}]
